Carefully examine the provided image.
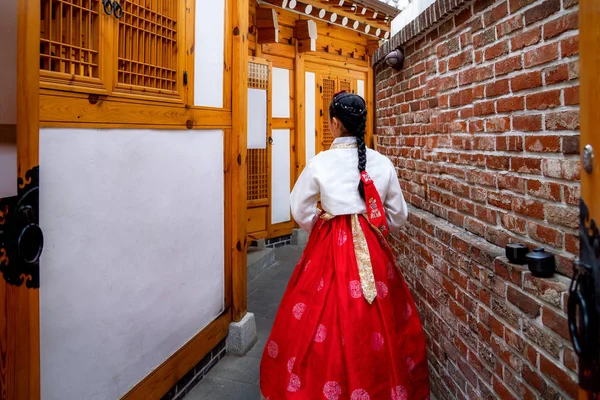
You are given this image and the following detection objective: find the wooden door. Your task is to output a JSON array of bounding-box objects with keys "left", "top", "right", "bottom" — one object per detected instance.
[
  {"left": 246, "top": 58, "right": 272, "bottom": 240},
  {"left": 0, "top": 0, "right": 41, "bottom": 398},
  {"left": 571, "top": 3, "right": 599, "bottom": 399}
]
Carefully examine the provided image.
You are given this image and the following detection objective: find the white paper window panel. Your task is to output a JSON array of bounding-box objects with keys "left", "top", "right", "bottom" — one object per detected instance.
[
  {"left": 39, "top": 128, "right": 225, "bottom": 400},
  {"left": 0, "top": 0, "right": 17, "bottom": 124},
  {"left": 271, "top": 129, "right": 291, "bottom": 224},
  {"left": 194, "top": 0, "right": 225, "bottom": 108},
  {"left": 247, "top": 88, "right": 268, "bottom": 149},
  {"left": 357, "top": 80, "right": 365, "bottom": 98},
  {"left": 272, "top": 68, "right": 291, "bottom": 118},
  {"left": 305, "top": 72, "right": 316, "bottom": 163}
]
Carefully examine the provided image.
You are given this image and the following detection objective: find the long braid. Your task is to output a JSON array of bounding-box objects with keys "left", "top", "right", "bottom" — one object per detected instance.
[{"left": 356, "top": 124, "right": 367, "bottom": 201}]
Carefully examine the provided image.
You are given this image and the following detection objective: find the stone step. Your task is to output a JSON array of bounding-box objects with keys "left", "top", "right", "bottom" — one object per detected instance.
[{"left": 247, "top": 247, "right": 276, "bottom": 282}]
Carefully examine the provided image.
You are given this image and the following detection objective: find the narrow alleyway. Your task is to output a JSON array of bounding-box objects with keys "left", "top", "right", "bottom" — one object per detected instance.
[{"left": 184, "top": 246, "right": 303, "bottom": 400}]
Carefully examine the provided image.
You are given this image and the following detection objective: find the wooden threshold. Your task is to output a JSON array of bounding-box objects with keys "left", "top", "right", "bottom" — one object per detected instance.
[{"left": 121, "top": 311, "right": 231, "bottom": 400}]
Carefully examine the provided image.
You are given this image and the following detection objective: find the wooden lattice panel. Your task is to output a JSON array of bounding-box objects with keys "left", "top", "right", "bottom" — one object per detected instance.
[
  {"left": 322, "top": 77, "right": 336, "bottom": 150},
  {"left": 339, "top": 79, "right": 352, "bottom": 94},
  {"left": 247, "top": 61, "right": 269, "bottom": 202},
  {"left": 117, "top": 0, "right": 178, "bottom": 92},
  {"left": 249, "top": 62, "right": 269, "bottom": 90},
  {"left": 40, "top": 0, "right": 100, "bottom": 78},
  {"left": 247, "top": 149, "right": 269, "bottom": 201}
]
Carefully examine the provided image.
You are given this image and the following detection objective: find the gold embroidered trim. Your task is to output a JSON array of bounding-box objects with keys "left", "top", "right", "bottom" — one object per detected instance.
[
  {"left": 320, "top": 211, "right": 336, "bottom": 221},
  {"left": 351, "top": 214, "right": 377, "bottom": 304},
  {"left": 330, "top": 142, "right": 357, "bottom": 150}
]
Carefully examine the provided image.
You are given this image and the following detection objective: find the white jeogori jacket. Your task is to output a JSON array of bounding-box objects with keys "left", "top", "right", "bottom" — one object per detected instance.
[{"left": 290, "top": 136, "right": 409, "bottom": 233}]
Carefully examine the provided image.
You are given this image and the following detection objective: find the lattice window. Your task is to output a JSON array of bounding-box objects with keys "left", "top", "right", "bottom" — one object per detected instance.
[
  {"left": 322, "top": 77, "right": 336, "bottom": 150},
  {"left": 117, "top": 0, "right": 178, "bottom": 93},
  {"left": 339, "top": 79, "right": 352, "bottom": 94},
  {"left": 40, "top": 0, "right": 100, "bottom": 78},
  {"left": 247, "top": 61, "right": 269, "bottom": 202}
]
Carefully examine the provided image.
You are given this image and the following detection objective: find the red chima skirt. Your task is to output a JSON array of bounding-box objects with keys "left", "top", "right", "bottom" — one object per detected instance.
[{"left": 259, "top": 212, "right": 431, "bottom": 400}]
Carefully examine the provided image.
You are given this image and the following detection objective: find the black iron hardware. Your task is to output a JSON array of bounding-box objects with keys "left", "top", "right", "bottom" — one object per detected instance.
[
  {"left": 268, "top": 136, "right": 274, "bottom": 145},
  {"left": 113, "top": 0, "right": 123, "bottom": 19},
  {"left": 102, "top": 0, "right": 113, "bottom": 15},
  {"left": 0, "top": 166, "right": 42, "bottom": 288},
  {"left": 183, "top": 71, "right": 188, "bottom": 86},
  {"left": 568, "top": 199, "right": 600, "bottom": 393}
]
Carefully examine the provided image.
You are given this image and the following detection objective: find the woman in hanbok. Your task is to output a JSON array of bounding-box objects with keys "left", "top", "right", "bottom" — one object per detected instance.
[{"left": 260, "top": 92, "right": 430, "bottom": 400}]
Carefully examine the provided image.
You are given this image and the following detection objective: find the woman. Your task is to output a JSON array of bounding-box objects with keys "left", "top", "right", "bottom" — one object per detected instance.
[{"left": 260, "top": 92, "right": 430, "bottom": 400}]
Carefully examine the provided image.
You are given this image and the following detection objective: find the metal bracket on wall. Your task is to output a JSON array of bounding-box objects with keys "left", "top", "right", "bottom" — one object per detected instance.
[
  {"left": 568, "top": 199, "right": 600, "bottom": 393},
  {"left": 0, "top": 166, "right": 43, "bottom": 289}
]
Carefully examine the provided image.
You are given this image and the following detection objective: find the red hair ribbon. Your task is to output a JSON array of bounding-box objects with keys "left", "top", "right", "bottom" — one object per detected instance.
[{"left": 360, "top": 171, "right": 390, "bottom": 237}]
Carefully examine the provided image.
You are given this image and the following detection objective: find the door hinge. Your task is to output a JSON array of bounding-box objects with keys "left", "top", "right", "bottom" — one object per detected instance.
[
  {"left": 183, "top": 71, "right": 188, "bottom": 86},
  {"left": 320, "top": 109, "right": 323, "bottom": 117},
  {"left": 320, "top": 86, "right": 323, "bottom": 94}
]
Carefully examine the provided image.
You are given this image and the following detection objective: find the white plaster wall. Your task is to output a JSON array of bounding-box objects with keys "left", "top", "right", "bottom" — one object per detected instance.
[
  {"left": 357, "top": 80, "right": 365, "bottom": 99},
  {"left": 272, "top": 68, "right": 291, "bottom": 118},
  {"left": 391, "top": 0, "right": 437, "bottom": 35},
  {"left": 39, "top": 128, "right": 225, "bottom": 400},
  {"left": 0, "top": 0, "right": 17, "bottom": 124},
  {"left": 305, "top": 72, "right": 316, "bottom": 163},
  {"left": 272, "top": 129, "right": 291, "bottom": 224},
  {"left": 194, "top": 0, "right": 225, "bottom": 108}
]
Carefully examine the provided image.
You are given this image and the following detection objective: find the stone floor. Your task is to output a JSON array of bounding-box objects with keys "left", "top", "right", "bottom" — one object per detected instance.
[{"left": 184, "top": 245, "right": 303, "bottom": 400}]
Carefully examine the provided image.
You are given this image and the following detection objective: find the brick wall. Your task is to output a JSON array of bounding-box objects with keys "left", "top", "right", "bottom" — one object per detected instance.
[{"left": 375, "top": 0, "right": 580, "bottom": 398}]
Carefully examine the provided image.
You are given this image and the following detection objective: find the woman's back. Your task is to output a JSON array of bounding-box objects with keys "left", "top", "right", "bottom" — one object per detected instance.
[{"left": 290, "top": 136, "right": 408, "bottom": 233}]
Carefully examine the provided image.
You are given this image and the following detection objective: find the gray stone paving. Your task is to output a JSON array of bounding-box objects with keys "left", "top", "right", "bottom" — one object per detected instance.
[{"left": 184, "top": 245, "right": 303, "bottom": 400}]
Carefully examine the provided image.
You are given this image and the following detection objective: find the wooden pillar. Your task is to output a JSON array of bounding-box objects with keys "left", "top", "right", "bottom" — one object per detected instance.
[
  {"left": 231, "top": 0, "right": 249, "bottom": 322},
  {"left": 294, "top": 47, "right": 306, "bottom": 182},
  {"left": 366, "top": 56, "right": 374, "bottom": 149}
]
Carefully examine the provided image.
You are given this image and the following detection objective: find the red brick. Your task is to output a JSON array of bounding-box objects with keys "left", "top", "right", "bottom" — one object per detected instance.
[
  {"left": 546, "top": 111, "right": 580, "bottom": 130},
  {"left": 524, "top": 43, "right": 559, "bottom": 68},
  {"left": 476, "top": 205, "right": 498, "bottom": 224},
  {"left": 544, "top": 63, "right": 570, "bottom": 85},
  {"left": 513, "top": 197, "right": 545, "bottom": 219},
  {"left": 486, "top": 79, "right": 510, "bottom": 97},
  {"left": 460, "top": 66, "right": 494, "bottom": 85},
  {"left": 542, "top": 158, "right": 580, "bottom": 180},
  {"left": 524, "top": 0, "right": 561, "bottom": 26},
  {"left": 455, "top": 7, "right": 473, "bottom": 27},
  {"left": 545, "top": 204, "right": 579, "bottom": 229},
  {"left": 540, "top": 354, "right": 579, "bottom": 398},
  {"left": 501, "top": 212, "right": 528, "bottom": 235},
  {"left": 485, "top": 42, "right": 509, "bottom": 61},
  {"left": 486, "top": 155, "right": 510, "bottom": 170},
  {"left": 497, "top": 96, "right": 524, "bottom": 113},
  {"left": 474, "top": 101, "right": 495, "bottom": 116},
  {"left": 564, "top": 348, "right": 578, "bottom": 373},
  {"left": 565, "top": 232, "right": 579, "bottom": 254},
  {"left": 527, "top": 221, "right": 563, "bottom": 247},
  {"left": 469, "top": 119, "right": 485, "bottom": 133},
  {"left": 511, "top": 28, "right": 541, "bottom": 51},
  {"left": 526, "top": 90, "right": 561, "bottom": 110},
  {"left": 474, "top": 136, "right": 496, "bottom": 151},
  {"left": 509, "top": 0, "right": 536, "bottom": 13},
  {"left": 448, "top": 50, "right": 473, "bottom": 71},
  {"left": 542, "top": 306, "right": 569, "bottom": 340},
  {"left": 488, "top": 191, "right": 513, "bottom": 210},
  {"left": 511, "top": 157, "right": 542, "bottom": 174},
  {"left": 498, "top": 15, "right": 524, "bottom": 37},
  {"left": 474, "top": 27, "right": 497, "bottom": 48},
  {"left": 562, "top": 35, "right": 579, "bottom": 57},
  {"left": 485, "top": 117, "right": 510, "bottom": 133},
  {"left": 513, "top": 114, "right": 542, "bottom": 131},
  {"left": 525, "top": 135, "right": 561, "bottom": 152},
  {"left": 493, "top": 376, "right": 518, "bottom": 400},
  {"left": 564, "top": 0, "right": 578, "bottom": 8},
  {"left": 437, "top": 37, "right": 461, "bottom": 58},
  {"left": 564, "top": 86, "right": 579, "bottom": 105},
  {"left": 495, "top": 55, "right": 523, "bottom": 76},
  {"left": 544, "top": 12, "right": 578, "bottom": 39},
  {"left": 438, "top": 75, "right": 459, "bottom": 92},
  {"left": 484, "top": 2, "right": 509, "bottom": 26},
  {"left": 511, "top": 71, "right": 542, "bottom": 92},
  {"left": 498, "top": 174, "right": 525, "bottom": 193}
]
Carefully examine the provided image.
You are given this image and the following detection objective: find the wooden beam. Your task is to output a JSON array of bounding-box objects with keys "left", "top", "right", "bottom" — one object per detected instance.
[
  {"left": 294, "top": 47, "right": 307, "bottom": 182},
  {"left": 366, "top": 55, "right": 374, "bottom": 149},
  {"left": 257, "top": 7, "right": 279, "bottom": 44},
  {"left": 121, "top": 312, "right": 231, "bottom": 400},
  {"left": 231, "top": 0, "right": 249, "bottom": 322},
  {"left": 295, "top": 19, "right": 317, "bottom": 53},
  {"left": 292, "top": 0, "right": 388, "bottom": 33}
]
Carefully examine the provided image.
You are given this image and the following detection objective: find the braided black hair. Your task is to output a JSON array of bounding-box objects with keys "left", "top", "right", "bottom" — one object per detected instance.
[{"left": 329, "top": 91, "right": 368, "bottom": 201}]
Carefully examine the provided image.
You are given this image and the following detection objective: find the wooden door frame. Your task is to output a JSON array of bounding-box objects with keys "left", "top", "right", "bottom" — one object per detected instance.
[{"left": 0, "top": 0, "right": 42, "bottom": 398}]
